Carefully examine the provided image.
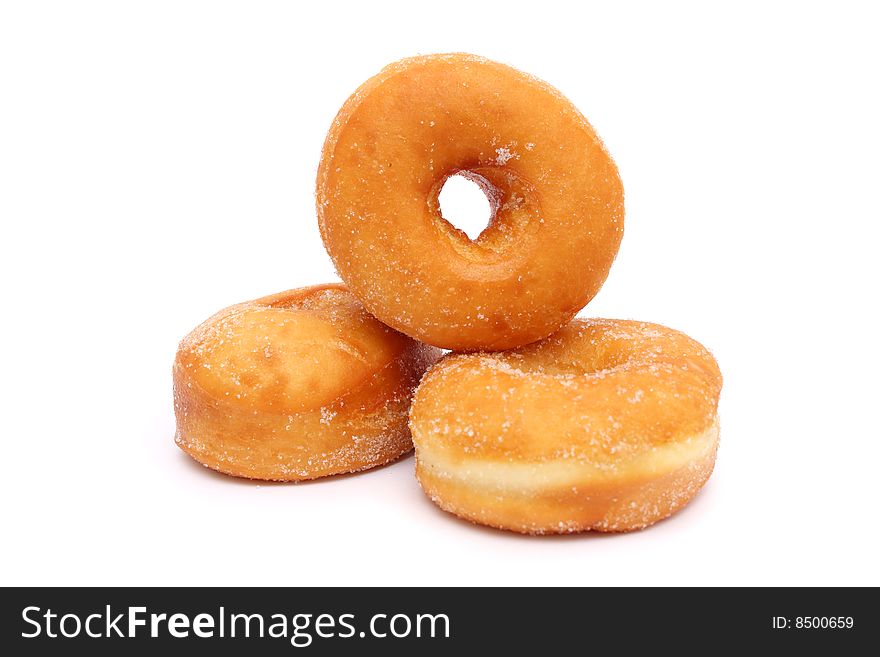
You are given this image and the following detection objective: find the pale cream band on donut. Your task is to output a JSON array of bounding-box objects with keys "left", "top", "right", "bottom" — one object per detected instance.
[{"left": 416, "top": 417, "right": 719, "bottom": 494}]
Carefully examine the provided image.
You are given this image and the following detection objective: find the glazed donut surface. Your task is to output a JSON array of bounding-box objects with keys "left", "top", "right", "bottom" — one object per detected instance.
[
  {"left": 173, "top": 284, "right": 440, "bottom": 480},
  {"left": 410, "top": 319, "right": 722, "bottom": 533},
  {"left": 317, "top": 53, "right": 624, "bottom": 351}
]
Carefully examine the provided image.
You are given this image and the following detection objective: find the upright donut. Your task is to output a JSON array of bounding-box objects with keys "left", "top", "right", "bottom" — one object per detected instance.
[
  {"left": 410, "top": 319, "right": 722, "bottom": 533},
  {"left": 173, "top": 284, "right": 440, "bottom": 481},
  {"left": 317, "top": 53, "right": 624, "bottom": 351}
]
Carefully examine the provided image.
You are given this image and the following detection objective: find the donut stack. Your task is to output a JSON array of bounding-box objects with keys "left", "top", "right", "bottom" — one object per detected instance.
[{"left": 173, "top": 54, "right": 722, "bottom": 534}]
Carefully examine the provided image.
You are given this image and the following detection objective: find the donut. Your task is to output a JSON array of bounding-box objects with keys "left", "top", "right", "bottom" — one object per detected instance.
[
  {"left": 316, "top": 53, "right": 624, "bottom": 351},
  {"left": 410, "top": 319, "right": 722, "bottom": 533},
  {"left": 173, "top": 284, "right": 441, "bottom": 481}
]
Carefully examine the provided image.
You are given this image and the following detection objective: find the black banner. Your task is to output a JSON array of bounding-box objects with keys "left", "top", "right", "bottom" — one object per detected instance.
[{"left": 1, "top": 587, "right": 873, "bottom": 654}]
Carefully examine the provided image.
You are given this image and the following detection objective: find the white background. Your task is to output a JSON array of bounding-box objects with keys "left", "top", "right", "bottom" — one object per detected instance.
[{"left": 2, "top": 1, "right": 878, "bottom": 586}]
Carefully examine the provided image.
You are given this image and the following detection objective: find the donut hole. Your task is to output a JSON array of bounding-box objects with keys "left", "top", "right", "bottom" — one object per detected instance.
[{"left": 437, "top": 173, "right": 496, "bottom": 241}]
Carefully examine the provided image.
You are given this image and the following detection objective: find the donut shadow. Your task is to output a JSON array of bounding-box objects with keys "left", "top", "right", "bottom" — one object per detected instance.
[
  {"left": 412, "top": 492, "right": 611, "bottom": 541},
  {"left": 176, "top": 441, "right": 719, "bottom": 539},
  {"left": 415, "top": 477, "right": 718, "bottom": 541},
  {"left": 176, "top": 447, "right": 414, "bottom": 487}
]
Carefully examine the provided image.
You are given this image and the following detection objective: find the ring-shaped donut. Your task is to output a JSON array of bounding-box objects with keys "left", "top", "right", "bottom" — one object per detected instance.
[
  {"left": 317, "top": 53, "right": 624, "bottom": 351},
  {"left": 173, "top": 284, "right": 440, "bottom": 480},
  {"left": 409, "top": 318, "right": 722, "bottom": 533}
]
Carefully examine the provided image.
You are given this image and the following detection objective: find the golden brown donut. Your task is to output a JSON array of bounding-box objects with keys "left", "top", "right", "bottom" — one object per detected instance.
[
  {"left": 410, "top": 319, "right": 722, "bottom": 533},
  {"left": 317, "top": 53, "right": 624, "bottom": 351},
  {"left": 173, "top": 284, "right": 440, "bottom": 481}
]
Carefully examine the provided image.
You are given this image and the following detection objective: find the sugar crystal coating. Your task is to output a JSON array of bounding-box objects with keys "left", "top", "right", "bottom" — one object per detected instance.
[
  {"left": 410, "top": 318, "right": 722, "bottom": 533},
  {"left": 316, "top": 53, "right": 624, "bottom": 351},
  {"left": 173, "top": 284, "right": 441, "bottom": 481}
]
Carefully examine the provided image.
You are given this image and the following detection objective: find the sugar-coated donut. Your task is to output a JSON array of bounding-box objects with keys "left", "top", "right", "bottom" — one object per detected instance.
[
  {"left": 410, "top": 319, "right": 722, "bottom": 533},
  {"left": 173, "top": 284, "right": 441, "bottom": 481},
  {"left": 317, "top": 53, "right": 624, "bottom": 351}
]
